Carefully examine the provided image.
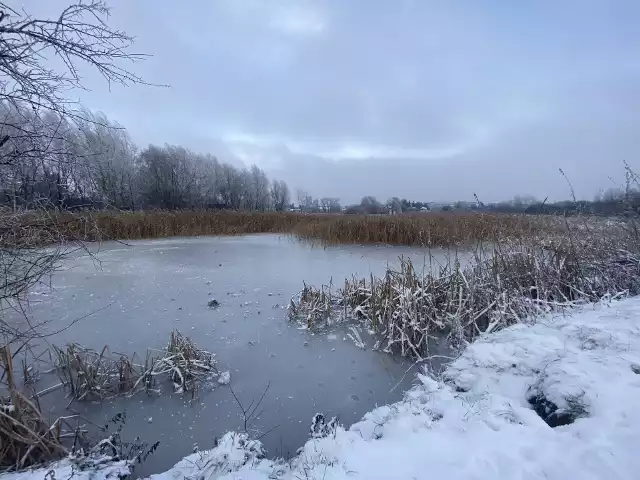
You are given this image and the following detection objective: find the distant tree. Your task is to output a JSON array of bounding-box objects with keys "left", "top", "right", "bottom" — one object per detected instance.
[
  {"left": 296, "top": 189, "right": 308, "bottom": 208},
  {"left": 360, "top": 196, "right": 381, "bottom": 214},
  {"left": 296, "top": 189, "right": 316, "bottom": 211},
  {"left": 389, "top": 197, "right": 402, "bottom": 214},
  {"left": 602, "top": 187, "right": 624, "bottom": 202},
  {"left": 328, "top": 198, "right": 341, "bottom": 212},
  {"left": 320, "top": 197, "right": 341, "bottom": 212},
  {"left": 270, "top": 180, "right": 290, "bottom": 211}
]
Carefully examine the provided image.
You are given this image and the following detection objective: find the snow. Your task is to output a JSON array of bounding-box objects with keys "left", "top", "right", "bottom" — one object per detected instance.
[
  {"left": 6, "top": 297, "right": 640, "bottom": 480},
  {"left": 217, "top": 370, "right": 231, "bottom": 385},
  {"left": 1, "top": 456, "right": 131, "bottom": 480}
]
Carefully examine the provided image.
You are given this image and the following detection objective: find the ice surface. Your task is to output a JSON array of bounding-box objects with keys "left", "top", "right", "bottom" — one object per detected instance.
[{"left": 12, "top": 296, "right": 640, "bottom": 479}]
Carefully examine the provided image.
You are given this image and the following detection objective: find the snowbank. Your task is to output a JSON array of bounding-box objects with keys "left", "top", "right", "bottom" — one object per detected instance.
[
  {"left": 1, "top": 456, "right": 131, "bottom": 480},
  {"left": 7, "top": 298, "right": 640, "bottom": 479}
]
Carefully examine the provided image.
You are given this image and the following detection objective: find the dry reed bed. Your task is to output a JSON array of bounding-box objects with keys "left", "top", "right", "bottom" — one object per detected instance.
[
  {"left": 289, "top": 233, "right": 640, "bottom": 359},
  {"left": 293, "top": 212, "right": 554, "bottom": 247},
  {"left": 2, "top": 210, "right": 559, "bottom": 248},
  {"left": 86, "top": 211, "right": 305, "bottom": 240}
]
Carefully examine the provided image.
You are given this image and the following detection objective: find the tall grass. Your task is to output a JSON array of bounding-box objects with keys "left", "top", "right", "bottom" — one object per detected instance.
[
  {"left": 5, "top": 210, "right": 558, "bottom": 248},
  {"left": 63, "top": 210, "right": 307, "bottom": 241},
  {"left": 293, "top": 212, "right": 553, "bottom": 247}
]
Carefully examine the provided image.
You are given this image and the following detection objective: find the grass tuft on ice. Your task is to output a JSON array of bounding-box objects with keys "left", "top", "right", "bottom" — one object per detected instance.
[{"left": 51, "top": 330, "right": 218, "bottom": 402}]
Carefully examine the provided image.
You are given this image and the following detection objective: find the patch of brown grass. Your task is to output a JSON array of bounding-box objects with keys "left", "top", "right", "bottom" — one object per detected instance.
[
  {"left": 293, "top": 212, "right": 554, "bottom": 247},
  {"left": 63, "top": 210, "right": 307, "bottom": 241},
  {"left": 2, "top": 209, "right": 557, "bottom": 248}
]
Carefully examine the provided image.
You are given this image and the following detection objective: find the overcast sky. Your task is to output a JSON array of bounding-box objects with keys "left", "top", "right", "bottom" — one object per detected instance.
[{"left": 27, "top": 0, "right": 640, "bottom": 204}]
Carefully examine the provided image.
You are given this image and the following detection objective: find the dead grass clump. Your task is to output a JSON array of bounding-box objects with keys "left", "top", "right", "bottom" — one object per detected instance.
[
  {"left": 51, "top": 330, "right": 218, "bottom": 401},
  {"left": 0, "top": 391, "right": 69, "bottom": 469},
  {"left": 288, "top": 282, "right": 334, "bottom": 329},
  {"left": 51, "top": 344, "right": 139, "bottom": 402},
  {"left": 146, "top": 330, "right": 217, "bottom": 394}
]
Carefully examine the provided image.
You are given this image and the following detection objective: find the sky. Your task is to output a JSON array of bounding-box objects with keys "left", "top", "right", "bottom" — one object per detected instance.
[{"left": 24, "top": 0, "right": 640, "bottom": 204}]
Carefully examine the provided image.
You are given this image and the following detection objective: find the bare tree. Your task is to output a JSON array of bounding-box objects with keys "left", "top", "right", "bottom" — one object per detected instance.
[
  {"left": 270, "top": 180, "right": 290, "bottom": 211},
  {"left": 0, "top": 0, "right": 147, "bottom": 343},
  {"left": 244, "top": 165, "right": 270, "bottom": 211},
  {"left": 74, "top": 111, "right": 138, "bottom": 209},
  {"left": 296, "top": 189, "right": 308, "bottom": 210},
  {"left": 0, "top": 1, "right": 146, "bottom": 120},
  {"left": 389, "top": 197, "right": 402, "bottom": 214}
]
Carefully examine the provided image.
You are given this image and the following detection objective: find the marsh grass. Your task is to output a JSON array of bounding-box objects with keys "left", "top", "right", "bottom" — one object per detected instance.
[
  {"left": 288, "top": 282, "right": 334, "bottom": 329},
  {"left": 289, "top": 225, "right": 640, "bottom": 359},
  {"left": 3, "top": 210, "right": 560, "bottom": 249},
  {"left": 50, "top": 344, "right": 140, "bottom": 402},
  {"left": 50, "top": 330, "right": 217, "bottom": 402},
  {"left": 0, "top": 344, "right": 160, "bottom": 470},
  {"left": 60, "top": 211, "right": 306, "bottom": 242},
  {"left": 0, "top": 346, "right": 68, "bottom": 469},
  {"left": 0, "top": 331, "right": 216, "bottom": 468},
  {"left": 293, "top": 212, "right": 553, "bottom": 247}
]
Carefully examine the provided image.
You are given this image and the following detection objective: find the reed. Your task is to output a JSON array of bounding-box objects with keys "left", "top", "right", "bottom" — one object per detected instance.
[
  {"left": 293, "top": 212, "right": 552, "bottom": 247},
  {"left": 3, "top": 210, "right": 558, "bottom": 248},
  {"left": 50, "top": 344, "right": 140, "bottom": 401},
  {"left": 0, "top": 346, "right": 67, "bottom": 469},
  {"left": 289, "top": 227, "right": 640, "bottom": 359},
  {"left": 50, "top": 330, "right": 218, "bottom": 401}
]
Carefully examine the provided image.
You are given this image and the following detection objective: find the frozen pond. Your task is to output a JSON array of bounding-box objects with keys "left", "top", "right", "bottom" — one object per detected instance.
[{"left": 7, "top": 234, "right": 462, "bottom": 477}]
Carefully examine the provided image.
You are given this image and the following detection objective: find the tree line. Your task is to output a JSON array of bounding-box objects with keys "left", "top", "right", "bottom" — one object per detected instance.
[{"left": 0, "top": 105, "right": 291, "bottom": 212}]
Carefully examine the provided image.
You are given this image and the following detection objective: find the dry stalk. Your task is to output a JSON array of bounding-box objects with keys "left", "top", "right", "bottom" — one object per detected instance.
[
  {"left": 290, "top": 224, "right": 640, "bottom": 359},
  {"left": 51, "top": 330, "right": 218, "bottom": 402}
]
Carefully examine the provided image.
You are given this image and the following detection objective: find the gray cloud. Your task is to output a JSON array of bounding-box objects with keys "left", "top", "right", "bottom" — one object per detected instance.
[{"left": 26, "top": 0, "right": 640, "bottom": 203}]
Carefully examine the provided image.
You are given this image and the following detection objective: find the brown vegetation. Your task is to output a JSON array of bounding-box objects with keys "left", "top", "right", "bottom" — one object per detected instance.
[
  {"left": 2, "top": 209, "right": 558, "bottom": 248},
  {"left": 0, "top": 346, "right": 67, "bottom": 469},
  {"left": 289, "top": 220, "right": 640, "bottom": 359},
  {"left": 293, "top": 212, "right": 551, "bottom": 247}
]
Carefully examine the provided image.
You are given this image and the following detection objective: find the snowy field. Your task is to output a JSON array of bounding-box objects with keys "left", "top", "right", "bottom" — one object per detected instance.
[{"left": 6, "top": 296, "right": 640, "bottom": 480}]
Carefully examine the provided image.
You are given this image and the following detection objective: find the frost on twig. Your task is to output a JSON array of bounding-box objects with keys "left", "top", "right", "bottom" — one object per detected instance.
[{"left": 346, "top": 326, "right": 366, "bottom": 350}]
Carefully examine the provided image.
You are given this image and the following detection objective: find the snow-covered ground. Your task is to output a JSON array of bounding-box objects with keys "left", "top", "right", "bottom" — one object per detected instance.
[{"left": 7, "top": 297, "right": 640, "bottom": 479}]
